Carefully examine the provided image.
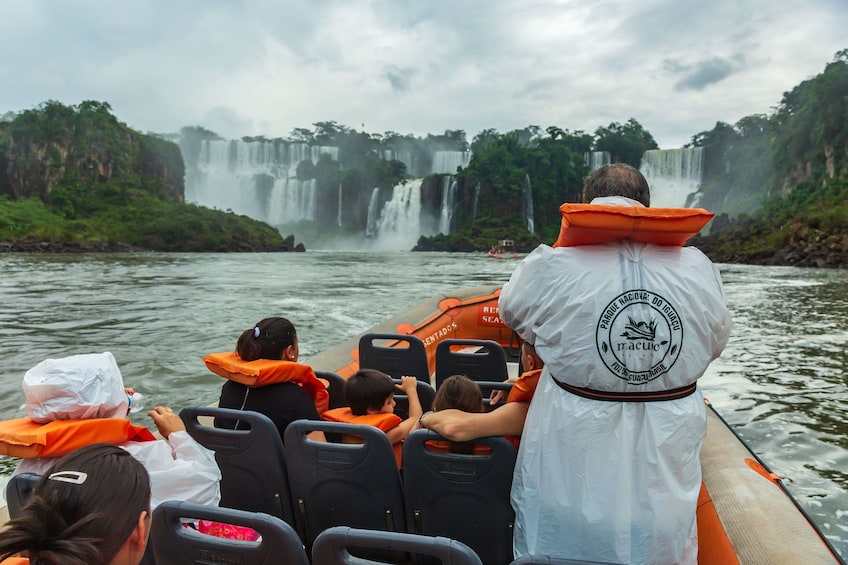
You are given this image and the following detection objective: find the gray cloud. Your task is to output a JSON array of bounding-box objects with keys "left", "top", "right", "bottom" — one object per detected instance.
[
  {"left": 665, "top": 57, "right": 737, "bottom": 91},
  {"left": 384, "top": 66, "right": 416, "bottom": 92},
  {"left": 0, "top": 0, "right": 845, "bottom": 148}
]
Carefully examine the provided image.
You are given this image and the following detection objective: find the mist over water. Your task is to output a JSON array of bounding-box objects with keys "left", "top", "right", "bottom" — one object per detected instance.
[{"left": 0, "top": 253, "right": 844, "bottom": 557}]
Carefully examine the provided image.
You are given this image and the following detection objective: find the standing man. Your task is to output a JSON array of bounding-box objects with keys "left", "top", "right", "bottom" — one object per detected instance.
[{"left": 500, "top": 163, "right": 731, "bottom": 564}]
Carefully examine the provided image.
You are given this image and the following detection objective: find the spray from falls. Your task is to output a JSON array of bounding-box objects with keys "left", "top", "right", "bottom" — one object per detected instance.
[
  {"left": 640, "top": 148, "right": 704, "bottom": 208},
  {"left": 369, "top": 178, "right": 425, "bottom": 250}
]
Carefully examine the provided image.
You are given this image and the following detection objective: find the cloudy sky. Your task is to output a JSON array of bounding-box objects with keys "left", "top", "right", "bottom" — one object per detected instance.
[{"left": 1, "top": 0, "right": 845, "bottom": 149}]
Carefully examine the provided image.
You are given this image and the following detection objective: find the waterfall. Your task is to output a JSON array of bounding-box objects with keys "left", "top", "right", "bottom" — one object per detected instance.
[
  {"left": 523, "top": 174, "right": 535, "bottom": 233},
  {"left": 267, "top": 178, "right": 316, "bottom": 224},
  {"left": 185, "top": 138, "right": 338, "bottom": 224},
  {"left": 584, "top": 151, "right": 611, "bottom": 171},
  {"left": 431, "top": 151, "right": 472, "bottom": 174},
  {"left": 438, "top": 176, "right": 457, "bottom": 235},
  {"left": 336, "top": 182, "right": 343, "bottom": 227},
  {"left": 382, "top": 149, "right": 415, "bottom": 176},
  {"left": 370, "top": 178, "right": 425, "bottom": 250},
  {"left": 471, "top": 181, "right": 481, "bottom": 225},
  {"left": 640, "top": 148, "right": 704, "bottom": 208},
  {"left": 365, "top": 187, "right": 380, "bottom": 237}
]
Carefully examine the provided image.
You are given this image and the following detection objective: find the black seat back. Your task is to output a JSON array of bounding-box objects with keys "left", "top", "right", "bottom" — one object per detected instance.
[
  {"left": 5, "top": 473, "right": 39, "bottom": 519},
  {"left": 151, "top": 500, "right": 308, "bottom": 565},
  {"left": 402, "top": 429, "right": 517, "bottom": 565},
  {"left": 180, "top": 406, "right": 294, "bottom": 525},
  {"left": 316, "top": 370, "right": 348, "bottom": 409},
  {"left": 392, "top": 378, "right": 436, "bottom": 420},
  {"left": 435, "top": 339, "right": 509, "bottom": 388},
  {"left": 313, "top": 526, "right": 483, "bottom": 565},
  {"left": 359, "top": 333, "right": 431, "bottom": 384},
  {"left": 435, "top": 339, "right": 510, "bottom": 410},
  {"left": 283, "top": 420, "right": 406, "bottom": 548}
]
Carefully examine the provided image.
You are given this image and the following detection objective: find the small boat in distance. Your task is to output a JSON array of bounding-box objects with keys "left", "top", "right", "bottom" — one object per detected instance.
[{"left": 488, "top": 239, "right": 520, "bottom": 259}]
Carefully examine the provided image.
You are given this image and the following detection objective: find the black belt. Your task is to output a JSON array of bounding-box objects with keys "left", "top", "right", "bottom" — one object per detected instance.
[{"left": 553, "top": 379, "right": 697, "bottom": 402}]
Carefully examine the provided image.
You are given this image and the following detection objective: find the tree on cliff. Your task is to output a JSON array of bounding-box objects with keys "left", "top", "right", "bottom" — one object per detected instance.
[
  {"left": 0, "top": 101, "right": 294, "bottom": 252},
  {"left": 593, "top": 118, "right": 658, "bottom": 167}
]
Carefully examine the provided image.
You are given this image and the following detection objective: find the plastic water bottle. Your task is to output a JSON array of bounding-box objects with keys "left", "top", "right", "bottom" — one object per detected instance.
[{"left": 127, "top": 392, "right": 145, "bottom": 413}]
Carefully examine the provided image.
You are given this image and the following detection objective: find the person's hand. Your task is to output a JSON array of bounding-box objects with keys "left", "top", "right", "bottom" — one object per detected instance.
[
  {"left": 489, "top": 377, "right": 518, "bottom": 405},
  {"left": 148, "top": 406, "right": 185, "bottom": 440},
  {"left": 396, "top": 375, "right": 418, "bottom": 394},
  {"left": 489, "top": 389, "right": 507, "bottom": 405},
  {"left": 124, "top": 387, "right": 135, "bottom": 396}
]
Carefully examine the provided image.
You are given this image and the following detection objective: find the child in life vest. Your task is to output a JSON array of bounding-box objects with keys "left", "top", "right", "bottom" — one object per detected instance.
[
  {"left": 3, "top": 352, "right": 221, "bottom": 510},
  {"left": 322, "top": 369, "right": 422, "bottom": 467}
]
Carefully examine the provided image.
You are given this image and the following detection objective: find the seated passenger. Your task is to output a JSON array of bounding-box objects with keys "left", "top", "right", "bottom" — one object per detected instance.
[
  {"left": 2, "top": 351, "right": 220, "bottom": 509},
  {"left": 418, "top": 341, "right": 545, "bottom": 444},
  {"left": 206, "top": 317, "right": 327, "bottom": 442},
  {"left": 322, "top": 369, "right": 422, "bottom": 467},
  {"left": 427, "top": 374, "right": 486, "bottom": 454},
  {"left": 0, "top": 443, "right": 151, "bottom": 565}
]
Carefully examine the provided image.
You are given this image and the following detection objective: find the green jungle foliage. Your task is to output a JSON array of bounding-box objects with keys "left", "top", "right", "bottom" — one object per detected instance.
[
  {"left": 692, "top": 51, "right": 848, "bottom": 263},
  {"left": 418, "top": 121, "right": 657, "bottom": 251},
  {"left": 0, "top": 101, "right": 291, "bottom": 251}
]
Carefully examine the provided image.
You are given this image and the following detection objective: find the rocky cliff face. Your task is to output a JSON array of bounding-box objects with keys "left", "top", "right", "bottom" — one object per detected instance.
[{"left": 0, "top": 102, "right": 184, "bottom": 203}]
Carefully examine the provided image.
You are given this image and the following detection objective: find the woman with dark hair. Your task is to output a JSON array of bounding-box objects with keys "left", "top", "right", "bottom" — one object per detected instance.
[
  {"left": 0, "top": 443, "right": 151, "bottom": 565},
  {"left": 208, "top": 317, "right": 328, "bottom": 442}
]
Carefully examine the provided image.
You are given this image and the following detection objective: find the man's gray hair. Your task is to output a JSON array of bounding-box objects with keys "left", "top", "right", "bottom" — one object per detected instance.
[{"left": 582, "top": 163, "right": 651, "bottom": 207}]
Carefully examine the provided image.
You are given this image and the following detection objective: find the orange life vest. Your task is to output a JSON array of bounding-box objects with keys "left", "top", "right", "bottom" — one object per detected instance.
[
  {"left": 500, "top": 368, "right": 544, "bottom": 448},
  {"left": 424, "top": 439, "right": 493, "bottom": 455},
  {"left": 0, "top": 557, "right": 29, "bottom": 565},
  {"left": 554, "top": 203, "right": 714, "bottom": 248},
  {"left": 203, "top": 352, "right": 329, "bottom": 415},
  {"left": 322, "top": 407, "right": 403, "bottom": 467},
  {"left": 0, "top": 417, "right": 156, "bottom": 459}
]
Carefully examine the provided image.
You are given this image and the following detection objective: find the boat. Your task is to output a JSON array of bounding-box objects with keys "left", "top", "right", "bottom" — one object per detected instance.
[
  {"left": 1, "top": 284, "right": 843, "bottom": 564},
  {"left": 488, "top": 239, "right": 520, "bottom": 259},
  {"left": 307, "top": 284, "right": 845, "bottom": 565}
]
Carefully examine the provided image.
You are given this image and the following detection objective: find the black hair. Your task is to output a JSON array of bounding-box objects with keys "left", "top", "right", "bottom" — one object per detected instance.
[
  {"left": 0, "top": 443, "right": 150, "bottom": 565},
  {"left": 582, "top": 163, "right": 651, "bottom": 207},
  {"left": 236, "top": 317, "right": 297, "bottom": 361},
  {"left": 345, "top": 369, "right": 395, "bottom": 416}
]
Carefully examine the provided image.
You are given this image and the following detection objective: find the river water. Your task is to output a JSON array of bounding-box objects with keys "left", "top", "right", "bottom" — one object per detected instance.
[{"left": 0, "top": 251, "right": 845, "bottom": 558}]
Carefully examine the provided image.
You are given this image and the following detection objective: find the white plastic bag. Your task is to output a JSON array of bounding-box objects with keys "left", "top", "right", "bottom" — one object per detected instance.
[{"left": 23, "top": 352, "right": 129, "bottom": 423}]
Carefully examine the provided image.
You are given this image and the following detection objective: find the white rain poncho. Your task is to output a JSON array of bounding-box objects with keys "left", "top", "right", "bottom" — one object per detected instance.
[
  {"left": 500, "top": 202, "right": 731, "bottom": 564},
  {"left": 15, "top": 352, "right": 221, "bottom": 509}
]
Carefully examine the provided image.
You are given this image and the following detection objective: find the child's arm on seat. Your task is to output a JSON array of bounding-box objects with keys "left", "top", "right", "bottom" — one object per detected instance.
[{"left": 385, "top": 375, "right": 422, "bottom": 445}]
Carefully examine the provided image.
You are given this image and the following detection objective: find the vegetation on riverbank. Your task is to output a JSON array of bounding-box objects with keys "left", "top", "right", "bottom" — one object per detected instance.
[
  {"left": 415, "top": 51, "right": 848, "bottom": 267},
  {"left": 2, "top": 50, "right": 846, "bottom": 262},
  {"left": 0, "top": 101, "right": 298, "bottom": 252}
]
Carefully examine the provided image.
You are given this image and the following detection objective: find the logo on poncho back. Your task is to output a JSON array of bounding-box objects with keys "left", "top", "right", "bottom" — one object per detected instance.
[{"left": 595, "top": 290, "right": 682, "bottom": 384}]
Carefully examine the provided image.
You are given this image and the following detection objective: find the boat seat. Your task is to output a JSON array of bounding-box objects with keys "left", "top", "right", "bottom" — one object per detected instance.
[
  {"left": 180, "top": 406, "right": 294, "bottom": 526},
  {"left": 359, "top": 332, "right": 431, "bottom": 384},
  {"left": 283, "top": 420, "right": 406, "bottom": 553},
  {"left": 151, "top": 500, "right": 308, "bottom": 565},
  {"left": 402, "top": 429, "right": 517, "bottom": 565},
  {"left": 316, "top": 370, "right": 348, "bottom": 409},
  {"left": 313, "top": 526, "right": 483, "bottom": 565},
  {"left": 435, "top": 339, "right": 510, "bottom": 410},
  {"left": 5, "top": 472, "right": 39, "bottom": 519},
  {"left": 391, "top": 377, "right": 435, "bottom": 420}
]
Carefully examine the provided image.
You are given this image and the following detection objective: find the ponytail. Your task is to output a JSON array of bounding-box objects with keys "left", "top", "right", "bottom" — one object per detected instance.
[
  {"left": 236, "top": 317, "right": 297, "bottom": 361},
  {"left": 0, "top": 444, "right": 150, "bottom": 565}
]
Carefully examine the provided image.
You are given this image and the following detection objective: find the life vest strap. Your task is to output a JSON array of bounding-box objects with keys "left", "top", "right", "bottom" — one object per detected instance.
[{"left": 552, "top": 379, "right": 697, "bottom": 402}]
